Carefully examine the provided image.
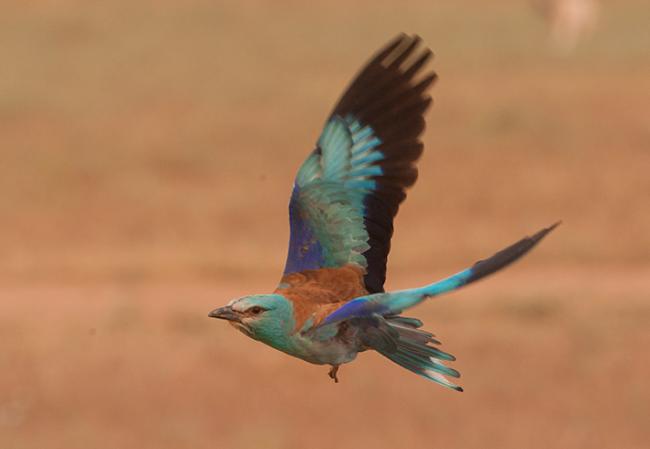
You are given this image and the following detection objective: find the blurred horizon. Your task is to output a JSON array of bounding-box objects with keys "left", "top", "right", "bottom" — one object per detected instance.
[{"left": 1, "top": 1, "right": 649, "bottom": 448}]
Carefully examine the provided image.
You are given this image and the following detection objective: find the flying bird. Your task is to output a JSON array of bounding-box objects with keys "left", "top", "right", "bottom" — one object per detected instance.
[{"left": 209, "top": 34, "right": 558, "bottom": 391}]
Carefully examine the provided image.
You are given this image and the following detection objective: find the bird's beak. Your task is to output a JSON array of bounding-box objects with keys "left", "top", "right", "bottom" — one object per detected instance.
[{"left": 208, "top": 306, "right": 241, "bottom": 322}]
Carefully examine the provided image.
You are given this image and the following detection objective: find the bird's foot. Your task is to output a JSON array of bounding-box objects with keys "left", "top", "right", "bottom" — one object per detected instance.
[{"left": 328, "top": 365, "right": 339, "bottom": 383}]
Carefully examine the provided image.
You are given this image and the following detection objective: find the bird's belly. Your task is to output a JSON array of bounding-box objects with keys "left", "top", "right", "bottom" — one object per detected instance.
[{"left": 291, "top": 338, "right": 358, "bottom": 366}]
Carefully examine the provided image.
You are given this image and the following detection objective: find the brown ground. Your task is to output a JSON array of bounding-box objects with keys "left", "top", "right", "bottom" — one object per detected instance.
[{"left": 1, "top": 1, "right": 649, "bottom": 448}]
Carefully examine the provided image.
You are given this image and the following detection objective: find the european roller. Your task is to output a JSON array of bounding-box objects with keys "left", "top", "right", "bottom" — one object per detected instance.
[{"left": 209, "top": 34, "right": 558, "bottom": 391}]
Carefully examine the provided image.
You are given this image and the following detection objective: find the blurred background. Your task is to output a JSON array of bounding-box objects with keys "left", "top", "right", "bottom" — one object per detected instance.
[{"left": 1, "top": 1, "right": 649, "bottom": 448}]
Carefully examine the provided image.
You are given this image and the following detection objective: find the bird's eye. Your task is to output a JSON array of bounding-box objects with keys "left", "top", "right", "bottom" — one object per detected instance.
[{"left": 249, "top": 306, "right": 263, "bottom": 315}]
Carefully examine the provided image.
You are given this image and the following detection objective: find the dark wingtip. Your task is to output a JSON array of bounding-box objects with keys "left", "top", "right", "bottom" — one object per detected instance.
[
  {"left": 467, "top": 222, "right": 560, "bottom": 284},
  {"left": 531, "top": 221, "right": 562, "bottom": 242},
  {"left": 371, "top": 33, "right": 408, "bottom": 63},
  {"left": 328, "top": 33, "right": 436, "bottom": 294},
  {"left": 456, "top": 386, "right": 464, "bottom": 393}
]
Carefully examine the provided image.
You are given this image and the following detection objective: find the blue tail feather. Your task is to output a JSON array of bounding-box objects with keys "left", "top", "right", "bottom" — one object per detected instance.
[{"left": 363, "top": 316, "right": 462, "bottom": 391}]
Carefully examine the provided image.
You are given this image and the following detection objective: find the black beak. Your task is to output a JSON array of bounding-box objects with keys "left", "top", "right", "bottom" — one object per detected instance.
[{"left": 208, "top": 306, "right": 241, "bottom": 322}]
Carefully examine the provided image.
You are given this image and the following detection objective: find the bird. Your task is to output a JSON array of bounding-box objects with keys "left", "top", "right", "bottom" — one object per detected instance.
[{"left": 208, "top": 33, "right": 558, "bottom": 391}]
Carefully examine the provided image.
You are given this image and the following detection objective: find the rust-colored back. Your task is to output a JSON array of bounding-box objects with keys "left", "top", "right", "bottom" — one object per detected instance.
[{"left": 276, "top": 265, "right": 368, "bottom": 331}]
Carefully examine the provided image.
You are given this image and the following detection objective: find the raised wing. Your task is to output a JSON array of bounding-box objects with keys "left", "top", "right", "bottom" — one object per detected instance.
[{"left": 283, "top": 34, "right": 436, "bottom": 293}]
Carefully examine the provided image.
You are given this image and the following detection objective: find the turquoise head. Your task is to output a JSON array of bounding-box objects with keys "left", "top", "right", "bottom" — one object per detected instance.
[{"left": 208, "top": 294, "right": 295, "bottom": 350}]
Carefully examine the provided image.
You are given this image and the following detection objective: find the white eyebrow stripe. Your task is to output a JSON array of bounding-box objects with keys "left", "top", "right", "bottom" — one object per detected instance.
[{"left": 228, "top": 297, "right": 248, "bottom": 312}]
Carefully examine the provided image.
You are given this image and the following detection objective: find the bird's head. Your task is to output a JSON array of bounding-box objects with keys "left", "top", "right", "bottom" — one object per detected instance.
[{"left": 208, "top": 294, "right": 293, "bottom": 343}]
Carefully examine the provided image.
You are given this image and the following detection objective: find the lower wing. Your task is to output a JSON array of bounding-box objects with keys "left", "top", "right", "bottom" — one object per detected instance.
[{"left": 318, "top": 222, "right": 560, "bottom": 327}]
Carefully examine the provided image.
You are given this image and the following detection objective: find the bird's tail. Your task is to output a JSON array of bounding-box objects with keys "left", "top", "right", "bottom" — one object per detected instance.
[{"left": 361, "top": 316, "right": 462, "bottom": 391}]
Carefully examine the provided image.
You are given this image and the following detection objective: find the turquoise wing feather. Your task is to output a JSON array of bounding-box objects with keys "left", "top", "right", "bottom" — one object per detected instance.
[
  {"left": 283, "top": 34, "right": 436, "bottom": 293},
  {"left": 287, "top": 116, "right": 383, "bottom": 270}
]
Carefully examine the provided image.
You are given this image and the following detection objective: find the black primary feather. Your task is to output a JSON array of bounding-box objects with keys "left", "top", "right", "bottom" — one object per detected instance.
[
  {"left": 465, "top": 222, "right": 561, "bottom": 284},
  {"left": 328, "top": 33, "right": 436, "bottom": 293}
]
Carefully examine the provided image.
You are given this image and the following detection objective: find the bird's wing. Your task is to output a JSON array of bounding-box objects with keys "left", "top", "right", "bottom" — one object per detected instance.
[
  {"left": 283, "top": 34, "right": 435, "bottom": 293},
  {"left": 317, "top": 223, "right": 560, "bottom": 327}
]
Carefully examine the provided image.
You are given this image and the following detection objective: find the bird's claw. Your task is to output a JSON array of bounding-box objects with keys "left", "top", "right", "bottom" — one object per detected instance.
[{"left": 328, "top": 365, "right": 339, "bottom": 383}]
